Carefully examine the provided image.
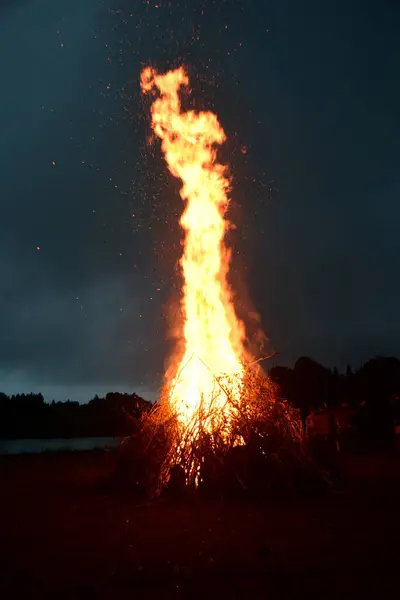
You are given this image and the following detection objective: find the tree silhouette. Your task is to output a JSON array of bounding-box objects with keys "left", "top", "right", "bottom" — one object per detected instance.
[
  {"left": 352, "top": 356, "right": 400, "bottom": 444},
  {"left": 0, "top": 392, "right": 151, "bottom": 439},
  {"left": 1, "top": 356, "right": 399, "bottom": 443}
]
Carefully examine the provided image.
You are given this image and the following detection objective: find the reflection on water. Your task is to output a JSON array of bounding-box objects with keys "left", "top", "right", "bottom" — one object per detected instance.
[{"left": 0, "top": 437, "right": 119, "bottom": 455}]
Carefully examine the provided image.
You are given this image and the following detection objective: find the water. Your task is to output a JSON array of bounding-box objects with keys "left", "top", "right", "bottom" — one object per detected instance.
[{"left": 0, "top": 437, "right": 119, "bottom": 455}]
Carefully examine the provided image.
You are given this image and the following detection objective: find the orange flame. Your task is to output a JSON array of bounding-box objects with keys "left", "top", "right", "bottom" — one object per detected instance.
[{"left": 141, "top": 66, "right": 248, "bottom": 434}]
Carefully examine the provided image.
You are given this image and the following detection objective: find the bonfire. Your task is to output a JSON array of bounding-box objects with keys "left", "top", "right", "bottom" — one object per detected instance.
[{"left": 136, "top": 66, "right": 317, "bottom": 496}]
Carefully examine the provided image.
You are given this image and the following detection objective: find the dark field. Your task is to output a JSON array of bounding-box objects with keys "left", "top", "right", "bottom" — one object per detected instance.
[{"left": 1, "top": 449, "right": 399, "bottom": 599}]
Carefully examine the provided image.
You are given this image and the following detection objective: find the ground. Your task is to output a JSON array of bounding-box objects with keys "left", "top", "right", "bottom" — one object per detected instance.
[{"left": 0, "top": 449, "right": 399, "bottom": 599}]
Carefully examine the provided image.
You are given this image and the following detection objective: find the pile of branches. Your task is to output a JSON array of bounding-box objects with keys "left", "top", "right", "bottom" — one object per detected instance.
[{"left": 120, "top": 362, "right": 331, "bottom": 499}]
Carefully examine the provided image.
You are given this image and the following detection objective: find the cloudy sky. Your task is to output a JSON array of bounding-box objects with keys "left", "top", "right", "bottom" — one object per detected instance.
[{"left": 1, "top": 0, "right": 399, "bottom": 401}]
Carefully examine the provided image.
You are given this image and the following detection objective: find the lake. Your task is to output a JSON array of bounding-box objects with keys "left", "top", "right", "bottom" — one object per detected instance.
[{"left": 0, "top": 437, "right": 120, "bottom": 455}]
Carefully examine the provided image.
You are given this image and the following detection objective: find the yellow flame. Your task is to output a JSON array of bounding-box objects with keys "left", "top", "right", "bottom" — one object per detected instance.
[{"left": 141, "top": 66, "right": 248, "bottom": 434}]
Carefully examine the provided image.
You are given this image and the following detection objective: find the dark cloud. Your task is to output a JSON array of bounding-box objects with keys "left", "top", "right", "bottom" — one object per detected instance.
[{"left": 1, "top": 0, "right": 399, "bottom": 400}]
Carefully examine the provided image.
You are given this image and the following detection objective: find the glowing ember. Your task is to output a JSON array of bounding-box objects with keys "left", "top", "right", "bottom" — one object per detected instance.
[{"left": 141, "top": 66, "right": 249, "bottom": 438}]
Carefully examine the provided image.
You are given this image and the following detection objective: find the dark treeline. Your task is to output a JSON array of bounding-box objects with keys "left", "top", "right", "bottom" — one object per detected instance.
[
  {"left": 270, "top": 355, "right": 400, "bottom": 444},
  {"left": 0, "top": 392, "right": 151, "bottom": 440},
  {"left": 1, "top": 355, "right": 400, "bottom": 441}
]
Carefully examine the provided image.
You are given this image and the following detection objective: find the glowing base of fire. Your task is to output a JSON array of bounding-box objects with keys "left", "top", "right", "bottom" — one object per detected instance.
[
  {"left": 168, "top": 353, "right": 245, "bottom": 438},
  {"left": 140, "top": 363, "right": 304, "bottom": 493}
]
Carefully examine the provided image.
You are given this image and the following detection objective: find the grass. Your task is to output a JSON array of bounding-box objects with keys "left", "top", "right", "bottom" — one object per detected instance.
[{"left": 1, "top": 448, "right": 399, "bottom": 598}]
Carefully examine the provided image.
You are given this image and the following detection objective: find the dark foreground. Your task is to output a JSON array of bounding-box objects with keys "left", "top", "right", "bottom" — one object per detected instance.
[{"left": 1, "top": 449, "right": 399, "bottom": 599}]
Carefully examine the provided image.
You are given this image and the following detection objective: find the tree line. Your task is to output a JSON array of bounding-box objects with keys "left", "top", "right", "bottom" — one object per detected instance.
[
  {"left": 270, "top": 355, "right": 400, "bottom": 444},
  {"left": 1, "top": 355, "right": 399, "bottom": 440},
  {"left": 0, "top": 392, "right": 151, "bottom": 439}
]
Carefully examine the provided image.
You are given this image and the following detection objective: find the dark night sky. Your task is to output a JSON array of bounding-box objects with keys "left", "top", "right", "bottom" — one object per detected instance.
[{"left": 1, "top": 0, "right": 399, "bottom": 402}]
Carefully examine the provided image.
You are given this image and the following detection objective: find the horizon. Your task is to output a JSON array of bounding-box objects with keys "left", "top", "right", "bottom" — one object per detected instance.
[{"left": 1, "top": 352, "right": 398, "bottom": 404}]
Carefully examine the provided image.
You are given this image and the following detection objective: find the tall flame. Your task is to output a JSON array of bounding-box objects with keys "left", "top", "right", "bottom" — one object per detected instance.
[{"left": 141, "top": 66, "right": 248, "bottom": 434}]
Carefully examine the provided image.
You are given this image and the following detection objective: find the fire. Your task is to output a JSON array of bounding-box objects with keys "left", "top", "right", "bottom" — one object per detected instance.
[{"left": 141, "top": 66, "right": 249, "bottom": 437}]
